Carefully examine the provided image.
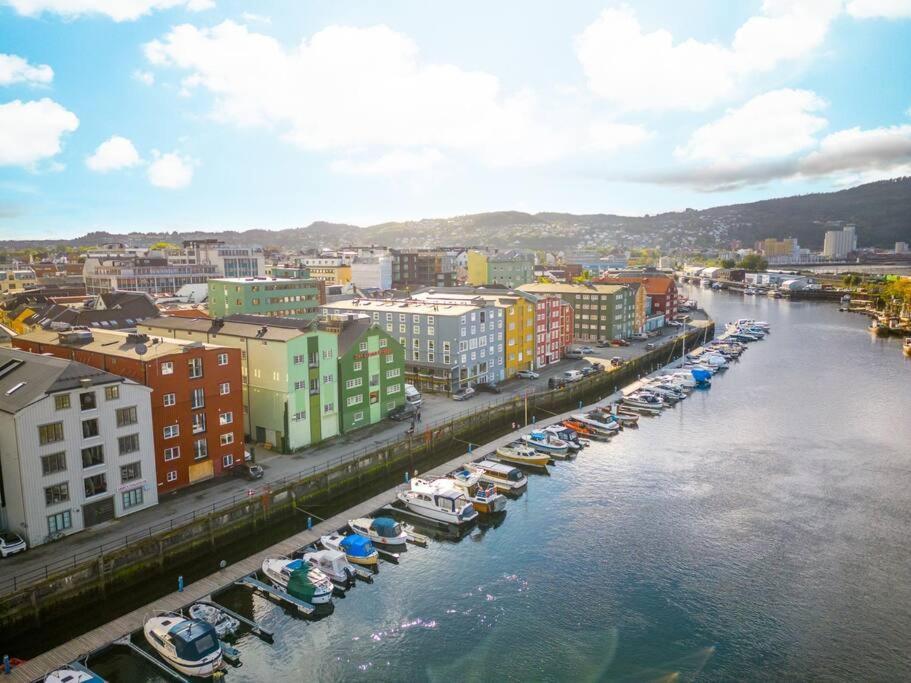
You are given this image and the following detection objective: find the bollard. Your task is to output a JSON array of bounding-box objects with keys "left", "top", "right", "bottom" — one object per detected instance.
[
  {"left": 178, "top": 575, "right": 184, "bottom": 592},
  {"left": 307, "top": 517, "right": 313, "bottom": 530},
  {"left": 468, "top": 444, "right": 472, "bottom": 453},
  {"left": 405, "top": 471, "right": 410, "bottom": 483},
  {"left": 532, "top": 415, "right": 536, "bottom": 424},
  {"left": 4, "top": 654, "right": 10, "bottom": 674},
  {"left": 578, "top": 400, "right": 583, "bottom": 408}
]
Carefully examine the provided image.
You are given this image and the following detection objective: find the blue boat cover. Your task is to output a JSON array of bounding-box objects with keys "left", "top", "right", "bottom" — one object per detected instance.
[
  {"left": 691, "top": 368, "right": 711, "bottom": 381},
  {"left": 286, "top": 558, "right": 305, "bottom": 570},
  {"left": 371, "top": 517, "right": 398, "bottom": 533},
  {"left": 340, "top": 534, "right": 375, "bottom": 556}
]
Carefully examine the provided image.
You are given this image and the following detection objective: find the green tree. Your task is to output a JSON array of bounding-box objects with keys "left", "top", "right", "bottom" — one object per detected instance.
[
  {"left": 720, "top": 258, "right": 736, "bottom": 269},
  {"left": 150, "top": 241, "right": 178, "bottom": 251},
  {"left": 738, "top": 254, "right": 768, "bottom": 271}
]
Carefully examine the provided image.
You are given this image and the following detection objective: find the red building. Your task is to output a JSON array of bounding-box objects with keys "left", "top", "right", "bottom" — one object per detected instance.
[
  {"left": 13, "top": 327, "right": 244, "bottom": 495},
  {"left": 596, "top": 275, "right": 678, "bottom": 321},
  {"left": 534, "top": 295, "right": 574, "bottom": 368}
]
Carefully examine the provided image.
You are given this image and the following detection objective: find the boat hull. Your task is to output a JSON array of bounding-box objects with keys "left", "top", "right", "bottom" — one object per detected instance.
[
  {"left": 494, "top": 448, "right": 550, "bottom": 468},
  {"left": 143, "top": 619, "right": 224, "bottom": 678}
]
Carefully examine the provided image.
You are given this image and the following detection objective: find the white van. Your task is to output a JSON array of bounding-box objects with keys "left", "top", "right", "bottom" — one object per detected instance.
[
  {"left": 562, "top": 370, "right": 583, "bottom": 382},
  {"left": 565, "top": 348, "right": 584, "bottom": 359},
  {"left": 404, "top": 384, "right": 423, "bottom": 407}
]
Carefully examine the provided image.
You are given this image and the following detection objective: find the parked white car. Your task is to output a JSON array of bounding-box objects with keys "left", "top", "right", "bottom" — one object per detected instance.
[
  {"left": 0, "top": 532, "right": 26, "bottom": 558},
  {"left": 516, "top": 370, "right": 540, "bottom": 379}
]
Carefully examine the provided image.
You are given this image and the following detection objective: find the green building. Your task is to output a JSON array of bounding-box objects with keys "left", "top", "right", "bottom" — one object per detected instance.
[
  {"left": 208, "top": 276, "right": 322, "bottom": 320},
  {"left": 270, "top": 265, "right": 312, "bottom": 279}
]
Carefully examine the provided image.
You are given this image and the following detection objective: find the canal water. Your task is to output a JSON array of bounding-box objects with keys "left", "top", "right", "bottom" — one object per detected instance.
[{"left": 91, "top": 289, "right": 911, "bottom": 681}]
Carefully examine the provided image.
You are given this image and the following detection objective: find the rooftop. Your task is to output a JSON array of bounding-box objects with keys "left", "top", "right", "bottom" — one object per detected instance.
[
  {"left": 210, "top": 276, "right": 316, "bottom": 285},
  {"left": 518, "top": 282, "right": 629, "bottom": 295},
  {"left": 18, "top": 327, "right": 223, "bottom": 360},
  {"left": 141, "top": 314, "right": 319, "bottom": 342},
  {"left": 324, "top": 297, "right": 484, "bottom": 316}
]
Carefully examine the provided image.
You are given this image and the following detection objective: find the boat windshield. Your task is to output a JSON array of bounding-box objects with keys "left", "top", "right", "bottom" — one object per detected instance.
[
  {"left": 172, "top": 623, "right": 219, "bottom": 660},
  {"left": 507, "top": 469, "right": 523, "bottom": 482},
  {"left": 372, "top": 517, "right": 402, "bottom": 537}
]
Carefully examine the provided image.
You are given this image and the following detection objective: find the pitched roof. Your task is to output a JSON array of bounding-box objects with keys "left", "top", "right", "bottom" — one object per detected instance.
[
  {"left": 140, "top": 314, "right": 316, "bottom": 342},
  {"left": 517, "top": 282, "right": 629, "bottom": 295},
  {"left": 594, "top": 275, "right": 676, "bottom": 297}
]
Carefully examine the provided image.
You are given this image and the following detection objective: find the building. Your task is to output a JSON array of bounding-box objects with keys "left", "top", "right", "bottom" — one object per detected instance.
[
  {"left": 533, "top": 294, "right": 574, "bottom": 368},
  {"left": 596, "top": 274, "right": 678, "bottom": 322},
  {"left": 0, "top": 347, "right": 157, "bottom": 546},
  {"left": 13, "top": 328, "right": 245, "bottom": 495},
  {"left": 323, "top": 296, "right": 502, "bottom": 392},
  {"left": 174, "top": 240, "right": 265, "bottom": 279},
  {"left": 350, "top": 255, "right": 393, "bottom": 291},
  {"left": 657, "top": 256, "right": 676, "bottom": 270},
  {"left": 822, "top": 225, "right": 858, "bottom": 260},
  {"left": 518, "top": 282, "right": 637, "bottom": 341},
  {"left": 2, "top": 290, "right": 160, "bottom": 335},
  {"left": 390, "top": 250, "right": 457, "bottom": 290},
  {"left": 466, "top": 251, "right": 535, "bottom": 288},
  {"left": 625, "top": 282, "right": 647, "bottom": 334},
  {"left": 756, "top": 238, "right": 799, "bottom": 259},
  {"left": 208, "top": 277, "right": 324, "bottom": 320},
  {"left": 0, "top": 268, "right": 37, "bottom": 294},
  {"left": 896, "top": 242, "right": 909, "bottom": 254},
  {"left": 138, "top": 316, "right": 340, "bottom": 452},
  {"left": 299, "top": 256, "right": 352, "bottom": 285},
  {"left": 83, "top": 256, "right": 219, "bottom": 295}
]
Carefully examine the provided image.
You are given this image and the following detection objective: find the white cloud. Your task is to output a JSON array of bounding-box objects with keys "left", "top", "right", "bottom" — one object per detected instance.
[
  {"left": 846, "top": 0, "right": 911, "bottom": 18},
  {"left": 576, "top": 2, "right": 842, "bottom": 111},
  {"left": 240, "top": 11, "right": 270, "bottom": 24},
  {"left": 0, "top": 98, "right": 79, "bottom": 166},
  {"left": 86, "top": 135, "right": 142, "bottom": 172},
  {"left": 331, "top": 148, "right": 444, "bottom": 175},
  {"left": 132, "top": 69, "right": 155, "bottom": 85},
  {"left": 676, "top": 89, "right": 828, "bottom": 163},
  {"left": 0, "top": 53, "right": 53, "bottom": 86},
  {"left": 147, "top": 150, "right": 194, "bottom": 188},
  {"left": 587, "top": 122, "right": 653, "bottom": 153},
  {"left": 798, "top": 124, "right": 911, "bottom": 175},
  {"left": 4, "top": 0, "right": 214, "bottom": 22}
]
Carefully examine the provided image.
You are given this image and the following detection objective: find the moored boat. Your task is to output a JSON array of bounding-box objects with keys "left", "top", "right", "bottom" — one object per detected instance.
[
  {"left": 569, "top": 413, "right": 621, "bottom": 435},
  {"left": 543, "top": 424, "right": 585, "bottom": 449},
  {"left": 143, "top": 612, "right": 224, "bottom": 678},
  {"left": 462, "top": 460, "right": 528, "bottom": 493},
  {"left": 437, "top": 472, "right": 507, "bottom": 513},
  {"left": 262, "top": 556, "right": 335, "bottom": 603},
  {"left": 904, "top": 337, "right": 911, "bottom": 356},
  {"left": 302, "top": 549, "right": 357, "bottom": 586},
  {"left": 320, "top": 532, "right": 379, "bottom": 566},
  {"left": 495, "top": 441, "right": 552, "bottom": 468},
  {"left": 396, "top": 479, "right": 479, "bottom": 524},
  {"left": 188, "top": 603, "right": 240, "bottom": 638},
  {"left": 45, "top": 670, "right": 103, "bottom": 683},
  {"left": 348, "top": 516, "right": 408, "bottom": 547},
  {"left": 521, "top": 430, "right": 571, "bottom": 457}
]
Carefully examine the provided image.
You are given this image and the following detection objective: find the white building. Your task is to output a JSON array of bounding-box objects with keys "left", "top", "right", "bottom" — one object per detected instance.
[
  {"left": 175, "top": 240, "right": 265, "bottom": 278},
  {"left": 0, "top": 348, "right": 157, "bottom": 547},
  {"left": 896, "top": 242, "right": 909, "bottom": 254},
  {"left": 822, "top": 225, "right": 857, "bottom": 260},
  {"left": 351, "top": 255, "right": 393, "bottom": 290}
]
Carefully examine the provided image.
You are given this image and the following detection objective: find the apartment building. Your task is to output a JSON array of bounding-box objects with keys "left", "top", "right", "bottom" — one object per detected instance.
[
  {"left": 534, "top": 294, "right": 574, "bottom": 368},
  {"left": 13, "top": 328, "right": 244, "bottom": 494},
  {"left": 173, "top": 240, "right": 265, "bottom": 278},
  {"left": 822, "top": 225, "right": 858, "bottom": 260},
  {"left": 350, "top": 255, "right": 393, "bottom": 290},
  {"left": 0, "top": 348, "right": 157, "bottom": 547},
  {"left": 323, "top": 296, "right": 502, "bottom": 392},
  {"left": 208, "top": 277, "right": 324, "bottom": 320},
  {"left": 390, "top": 250, "right": 457, "bottom": 290},
  {"left": 82, "top": 256, "right": 218, "bottom": 295},
  {"left": 138, "top": 315, "right": 340, "bottom": 452},
  {"left": 518, "top": 282, "right": 637, "bottom": 341},
  {"left": 596, "top": 274, "right": 678, "bottom": 322},
  {"left": 466, "top": 251, "right": 535, "bottom": 288},
  {"left": 298, "top": 256, "right": 352, "bottom": 284}
]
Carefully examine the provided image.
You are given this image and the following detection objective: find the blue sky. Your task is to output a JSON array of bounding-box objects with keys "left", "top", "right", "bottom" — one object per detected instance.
[{"left": 1, "top": 0, "right": 911, "bottom": 239}]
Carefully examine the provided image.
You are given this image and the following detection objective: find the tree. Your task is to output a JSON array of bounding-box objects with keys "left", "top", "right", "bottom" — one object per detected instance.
[
  {"left": 739, "top": 254, "right": 768, "bottom": 271},
  {"left": 720, "top": 258, "right": 736, "bottom": 269},
  {"left": 150, "top": 241, "right": 178, "bottom": 251}
]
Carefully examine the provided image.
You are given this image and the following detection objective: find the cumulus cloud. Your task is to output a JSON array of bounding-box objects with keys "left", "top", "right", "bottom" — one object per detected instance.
[
  {"left": 132, "top": 69, "right": 155, "bottom": 85},
  {"left": 4, "top": 0, "right": 214, "bottom": 22},
  {"left": 588, "top": 122, "right": 654, "bottom": 153},
  {"left": 0, "top": 53, "right": 53, "bottom": 86},
  {"left": 0, "top": 98, "right": 79, "bottom": 166},
  {"left": 799, "top": 124, "right": 911, "bottom": 175},
  {"left": 846, "top": 0, "right": 911, "bottom": 18},
  {"left": 147, "top": 150, "right": 194, "bottom": 188},
  {"left": 86, "top": 135, "right": 142, "bottom": 172}
]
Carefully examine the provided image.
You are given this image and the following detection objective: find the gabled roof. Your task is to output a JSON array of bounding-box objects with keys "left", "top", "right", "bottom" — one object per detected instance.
[{"left": 594, "top": 275, "right": 676, "bottom": 297}]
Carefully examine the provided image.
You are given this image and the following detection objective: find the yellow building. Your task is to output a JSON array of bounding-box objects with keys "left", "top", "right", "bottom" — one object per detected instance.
[
  {"left": 756, "top": 238, "right": 797, "bottom": 258},
  {"left": 628, "top": 282, "right": 647, "bottom": 334},
  {"left": 0, "top": 268, "right": 37, "bottom": 294},
  {"left": 307, "top": 264, "right": 351, "bottom": 284}
]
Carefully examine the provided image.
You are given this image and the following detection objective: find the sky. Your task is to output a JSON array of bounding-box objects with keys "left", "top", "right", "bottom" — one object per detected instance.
[{"left": 1, "top": 0, "right": 911, "bottom": 240}]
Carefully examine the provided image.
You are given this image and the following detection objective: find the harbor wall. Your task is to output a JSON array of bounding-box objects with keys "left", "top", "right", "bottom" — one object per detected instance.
[{"left": 0, "top": 323, "right": 712, "bottom": 632}]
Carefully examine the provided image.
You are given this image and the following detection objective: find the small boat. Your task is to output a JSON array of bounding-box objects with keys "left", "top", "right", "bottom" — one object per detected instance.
[
  {"left": 543, "top": 424, "right": 585, "bottom": 449},
  {"left": 735, "top": 318, "right": 770, "bottom": 330},
  {"left": 462, "top": 460, "right": 528, "bottom": 493},
  {"left": 348, "top": 517, "right": 408, "bottom": 547},
  {"left": 437, "top": 473, "right": 508, "bottom": 513},
  {"left": 870, "top": 320, "right": 889, "bottom": 337},
  {"left": 262, "top": 556, "right": 335, "bottom": 603},
  {"left": 302, "top": 549, "right": 357, "bottom": 586},
  {"left": 603, "top": 407, "right": 640, "bottom": 426},
  {"left": 143, "top": 612, "right": 224, "bottom": 678},
  {"left": 561, "top": 419, "right": 599, "bottom": 437},
  {"left": 744, "top": 287, "right": 757, "bottom": 295},
  {"left": 188, "top": 603, "right": 240, "bottom": 638},
  {"left": 320, "top": 532, "right": 379, "bottom": 566},
  {"left": 397, "top": 479, "right": 479, "bottom": 524},
  {"left": 904, "top": 337, "right": 911, "bottom": 356},
  {"left": 521, "top": 430, "right": 571, "bottom": 457},
  {"left": 569, "top": 413, "right": 620, "bottom": 436},
  {"left": 495, "top": 442, "right": 551, "bottom": 468},
  {"left": 45, "top": 670, "right": 103, "bottom": 683}
]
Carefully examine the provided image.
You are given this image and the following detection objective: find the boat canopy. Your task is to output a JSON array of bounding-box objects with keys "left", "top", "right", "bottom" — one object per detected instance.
[
  {"left": 691, "top": 368, "right": 711, "bottom": 382},
  {"left": 286, "top": 566, "right": 319, "bottom": 601},
  {"left": 169, "top": 621, "right": 219, "bottom": 660},
  {"left": 371, "top": 517, "right": 402, "bottom": 537},
  {"left": 340, "top": 534, "right": 375, "bottom": 557},
  {"left": 530, "top": 430, "right": 546, "bottom": 439}
]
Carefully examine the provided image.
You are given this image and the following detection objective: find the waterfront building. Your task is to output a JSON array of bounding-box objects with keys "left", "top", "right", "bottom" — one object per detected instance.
[
  {"left": 756, "top": 238, "right": 799, "bottom": 259},
  {"left": 0, "top": 347, "right": 158, "bottom": 546},
  {"left": 534, "top": 294, "right": 574, "bottom": 368},
  {"left": 822, "top": 225, "right": 858, "bottom": 260},
  {"left": 518, "top": 282, "right": 637, "bottom": 341},
  {"left": 390, "top": 249, "right": 457, "bottom": 290},
  {"left": 0, "top": 268, "right": 38, "bottom": 294},
  {"left": 466, "top": 250, "right": 535, "bottom": 288},
  {"left": 138, "top": 315, "right": 340, "bottom": 452},
  {"left": 13, "top": 328, "right": 245, "bottom": 494},
  {"left": 350, "top": 255, "right": 393, "bottom": 290},
  {"left": 208, "top": 276, "right": 323, "bottom": 320},
  {"left": 596, "top": 274, "right": 678, "bottom": 322},
  {"left": 322, "top": 296, "right": 502, "bottom": 392}
]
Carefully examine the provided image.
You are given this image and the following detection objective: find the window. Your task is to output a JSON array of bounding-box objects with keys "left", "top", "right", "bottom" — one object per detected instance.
[
  {"left": 353, "top": 411, "right": 364, "bottom": 421},
  {"left": 293, "top": 354, "right": 305, "bottom": 365},
  {"left": 44, "top": 482, "right": 69, "bottom": 505},
  {"left": 222, "top": 453, "right": 234, "bottom": 468},
  {"left": 323, "top": 374, "right": 334, "bottom": 384},
  {"left": 190, "top": 388, "right": 205, "bottom": 410},
  {"left": 219, "top": 411, "right": 233, "bottom": 426},
  {"left": 122, "top": 488, "right": 144, "bottom": 509},
  {"left": 310, "top": 378, "right": 319, "bottom": 394},
  {"left": 292, "top": 411, "right": 306, "bottom": 421},
  {"left": 387, "top": 383, "right": 402, "bottom": 395},
  {"left": 118, "top": 433, "right": 140, "bottom": 455},
  {"left": 217, "top": 352, "right": 229, "bottom": 366},
  {"left": 386, "top": 368, "right": 401, "bottom": 379},
  {"left": 161, "top": 361, "right": 173, "bottom": 375},
  {"left": 193, "top": 439, "right": 208, "bottom": 459},
  {"left": 379, "top": 338, "right": 387, "bottom": 348},
  {"left": 41, "top": 451, "right": 67, "bottom": 476},
  {"left": 82, "top": 419, "right": 99, "bottom": 439},
  {"left": 192, "top": 413, "right": 206, "bottom": 434},
  {"left": 105, "top": 385, "right": 120, "bottom": 401},
  {"left": 164, "top": 446, "right": 180, "bottom": 461},
  {"left": 345, "top": 377, "right": 363, "bottom": 390},
  {"left": 219, "top": 382, "right": 230, "bottom": 396},
  {"left": 308, "top": 352, "right": 318, "bottom": 367},
  {"left": 166, "top": 470, "right": 178, "bottom": 482},
  {"left": 386, "top": 354, "right": 394, "bottom": 364},
  {"left": 79, "top": 392, "right": 97, "bottom": 411},
  {"left": 346, "top": 394, "right": 363, "bottom": 407},
  {"left": 353, "top": 361, "right": 363, "bottom": 372},
  {"left": 163, "top": 424, "right": 179, "bottom": 439},
  {"left": 81, "top": 444, "right": 104, "bottom": 468},
  {"left": 359, "top": 341, "right": 368, "bottom": 352},
  {"left": 324, "top": 402, "right": 334, "bottom": 414},
  {"left": 54, "top": 394, "right": 70, "bottom": 410},
  {"left": 47, "top": 510, "right": 72, "bottom": 534},
  {"left": 83, "top": 473, "right": 107, "bottom": 498},
  {"left": 412, "top": 350, "right": 420, "bottom": 361},
  {"left": 120, "top": 462, "right": 141, "bottom": 482},
  {"left": 294, "top": 380, "right": 307, "bottom": 391},
  {"left": 427, "top": 326, "right": 435, "bottom": 336},
  {"left": 163, "top": 392, "right": 176, "bottom": 407},
  {"left": 116, "top": 406, "right": 138, "bottom": 427},
  {"left": 38, "top": 422, "right": 64, "bottom": 445},
  {"left": 188, "top": 357, "right": 203, "bottom": 379},
  {"left": 220, "top": 432, "right": 234, "bottom": 446}
]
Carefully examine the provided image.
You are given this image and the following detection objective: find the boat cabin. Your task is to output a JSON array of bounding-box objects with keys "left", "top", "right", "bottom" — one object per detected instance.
[{"left": 163, "top": 620, "right": 219, "bottom": 661}]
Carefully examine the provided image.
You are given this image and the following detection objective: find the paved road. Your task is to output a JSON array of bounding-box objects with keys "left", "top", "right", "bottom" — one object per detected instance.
[{"left": 0, "top": 320, "right": 708, "bottom": 584}]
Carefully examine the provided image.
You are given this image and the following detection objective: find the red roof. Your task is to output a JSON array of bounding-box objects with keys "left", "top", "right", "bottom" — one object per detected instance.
[{"left": 595, "top": 275, "right": 676, "bottom": 297}]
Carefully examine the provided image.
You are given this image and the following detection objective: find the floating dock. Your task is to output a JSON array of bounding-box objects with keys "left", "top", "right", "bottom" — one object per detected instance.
[{"left": 235, "top": 575, "right": 314, "bottom": 616}]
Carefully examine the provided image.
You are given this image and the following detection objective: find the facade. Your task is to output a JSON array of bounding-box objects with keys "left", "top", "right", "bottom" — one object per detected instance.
[
  {"left": 13, "top": 329, "right": 245, "bottom": 495},
  {"left": 466, "top": 251, "right": 535, "bottom": 288},
  {"left": 390, "top": 250, "right": 457, "bottom": 290},
  {"left": 299, "top": 257, "right": 352, "bottom": 284},
  {"left": 626, "top": 282, "right": 647, "bottom": 334},
  {"left": 0, "top": 348, "right": 157, "bottom": 546},
  {"left": 596, "top": 274, "right": 678, "bottom": 323},
  {"left": 534, "top": 295, "right": 574, "bottom": 368},
  {"left": 139, "top": 316, "right": 340, "bottom": 452},
  {"left": 0, "top": 268, "right": 38, "bottom": 294},
  {"left": 896, "top": 242, "right": 909, "bottom": 254},
  {"left": 323, "top": 297, "right": 503, "bottom": 392},
  {"left": 173, "top": 240, "right": 265, "bottom": 278},
  {"left": 518, "top": 283, "right": 637, "bottom": 341},
  {"left": 756, "top": 238, "right": 799, "bottom": 259},
  {"left": 822, "top": 225, "right": 858, "bottom": 260},
  {"left": 350, "top": 255, "right": 393, "bottom": 290},
  {"left": 83, "top": 256, "right": 218, "bottom": 295},
  {"left": 208, "top": 277, "right": 323, "bottom": 320}
]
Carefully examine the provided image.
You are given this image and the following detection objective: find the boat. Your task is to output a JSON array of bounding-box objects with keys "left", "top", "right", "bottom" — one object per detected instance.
[
  {"left": 302, "top": 549, "right": 357, "bottom": 586},
  {"left": 622, "top": 392, "right": 665, "bottom": 409},
  {"left": 495, "top": 441, "right": 552, "bottom": 468},
  {"left": 45, "top": 670, "right": 104, "bottom": 683},
  {"left": 143, "top": 612, "right": 224, "bottom": 678},
  {"left": 568, "top": 413, "right": 621, "bottom": 435},
  {"left": 743, "top": 287, "right": 757, "bottom": 295},
  {"left": 437, "top": 472, "right": 507, "bottom": 513},
  {"left": 543, "top": 424, "right": 585, "bottom": 449},
  {"left": 397, "top": 479, "right": 479, "bottom": 524},
  {"left": 560, "top": 419, "right": 600, "bottom": 438},
  {"left": 602, "top": 407, "right": 640, "bottom": 426},
  {"left": 261, "top": 556, "right": 335, "bottom": 603},
  {"left": 320, "top": 532, "right": 379, "bottom": 566},
  {"left": 348, "top": 516, "right": 408, "bottom": 547},
  {"left": 521, "top": 430, "right": 571, "bottom": 457},
  {"left": 188, "top": 603, "right": 240, "bottom": 638},
  {"left": 904, "top": 337, "right": 911, "bottom": 356},
  {"left": 870, "top": 320, "right": 889, "bottom": 337},
  {"left": 462, "top": 460, "right": 528, "bottom": 493}
]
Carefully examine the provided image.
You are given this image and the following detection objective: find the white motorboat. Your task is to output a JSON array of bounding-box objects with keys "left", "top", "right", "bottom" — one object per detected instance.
[
  {"left": 434, "top": 473, "right": 508, "bottom": 513},
  {"left": 143, "top": 612, "right": 224, "bottom": 678},
  {"left": 397, "top": 479, "right": 479, "bottom": 524},
  {"left": 621, "top": 396, "right": 664, "bottom": 414},
  {"left": 320, "top": 532, "right": 379, "bottom": 566},
  {"left": 462, "top": 460, "right": 528, "bottom": 493},
  {"left": 542, "top": 424, "right": 584, "bottom": 449},
  {"left": 744, "top": 287, "right": 757, "bottom": 295},
  {"left": 261, "top": 556, "right": 334, "bottom": 603},
  {"left": 495, "top": 442, "right": 551, "bottom": 468},
  {"left": 521, "top": 430, "right": 571, "bottom": 457},
  {"left": 303, "top": 549, "right": 357, "bottom": 586},
  {"left": 348, "top": 516, "right": 408, "bottom": 547},
  {"left": 736, "top": 318, "right": 770, "bottom": 330},
  {"left": 660, "top": 371, "right": 697, "bottom": 388},
  {"left": 645, "top": 383, "right": 687, "bottom": 401},
  {"left": 188, "top": 603, "right": 240, "bottom": 638},
  {"left": 44, "top": 670, "right": 103, "bottom": 683},
  {"left": 569, "top": 413, "right": 620, "bottom": 436}
]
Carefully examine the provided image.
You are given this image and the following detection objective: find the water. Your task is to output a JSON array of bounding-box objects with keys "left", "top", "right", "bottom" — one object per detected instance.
[{"left": 90, "top": 289, "right": 911, "bottom": 681}]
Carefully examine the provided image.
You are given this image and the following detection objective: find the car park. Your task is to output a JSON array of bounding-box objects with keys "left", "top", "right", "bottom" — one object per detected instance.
[
  {"left": 389, "top": 403, "right": 418, "bottom": 421},
  {"left": 0, "top": 532, "right": 27, "bottom": 558},
  {"left": 452, "top": 386, "right": 476, "bottom": 401},
  {"left": 516, "top": 370, "right": 540, "bottom": 379}
]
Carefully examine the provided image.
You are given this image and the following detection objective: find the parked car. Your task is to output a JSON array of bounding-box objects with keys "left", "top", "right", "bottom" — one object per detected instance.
[
  {"left": 516, "top": 370, "right": 540, "bottom": 379},
  {"left": 234, "top": 463, "right": 264, "bottom": 480},
  {"left": 476, "top": 382, "right": 502, "bottom": 394},
  {"left": 565, "top": 348, "right": 584, "bottom": 359},
  {"left": 404, "top": 383, "right": 423, "bottom": 407},
  {"left": 577, "top": 346, "right": 594, "bottom": 354},
  {"left": 630, "top": 333, "right": 650, "bottom": 341},
  {"left": 612, "top": 338, "right": 630, "bottom": 347},
  {"left": 452, "top": 386, "right": 476, "bottom": 401},
  {"left": 610, "top": 357, "right": 623, "bottom": 367},
  {"left": 667, "top": 320, "right": 683, "bottom": 328},
  {"left": 548, "top": 377, "right": 567, "bottom": 389},
  {"left": 645, "top": 342, "right": 657, "bottom": 350},
  {"left": 580, "top": 366, "right": 596, "bottom": 377},
  {"left": 388, "top": 403, "right": 417, "bottom": 421},
  {"left": 0, "top": 532, "right": 26, "bottom": 558},
  {"left": 562, "top": 369, "right": 583, "bottom": 382},
  {"left": 591, "top": 362, "right": 604, "bottom": 372},
  {"left": 596, "top": 339, "right": 612, "bottom": 348}
]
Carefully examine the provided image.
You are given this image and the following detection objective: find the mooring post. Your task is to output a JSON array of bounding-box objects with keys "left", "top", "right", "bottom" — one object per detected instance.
[
  {"left": 307, "top": 516, "right": 313, "bottom": 530},
  {"left": 4, "top": 654, "right": 10, "bottom": 674},
  {"left": 178, "top": 575, "right": 184, "bottom": 592}
]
